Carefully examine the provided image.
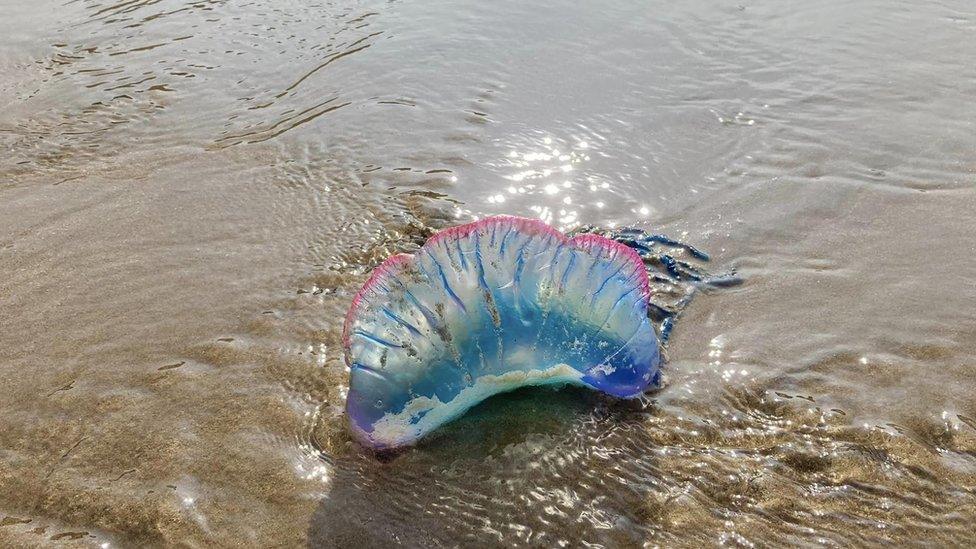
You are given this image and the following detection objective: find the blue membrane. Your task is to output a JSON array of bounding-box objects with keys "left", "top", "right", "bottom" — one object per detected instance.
[{"left": 343, "top": 216, "right": 661, "bottom": 450}]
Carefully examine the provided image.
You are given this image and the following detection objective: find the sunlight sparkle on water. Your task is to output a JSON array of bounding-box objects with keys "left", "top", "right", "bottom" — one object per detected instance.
[{"left": 491, "top": 134, "right": 617, "bottom": 230}]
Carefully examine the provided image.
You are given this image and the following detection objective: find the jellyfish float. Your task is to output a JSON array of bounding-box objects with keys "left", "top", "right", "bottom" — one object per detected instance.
[{"left": 342, "top": 214, "right": 685, "bottom": 450}]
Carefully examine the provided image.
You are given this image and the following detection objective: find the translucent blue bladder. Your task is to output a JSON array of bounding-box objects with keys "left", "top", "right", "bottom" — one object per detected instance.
[{"left": 343, "top": 215, "right": 661, "bottom": 449}]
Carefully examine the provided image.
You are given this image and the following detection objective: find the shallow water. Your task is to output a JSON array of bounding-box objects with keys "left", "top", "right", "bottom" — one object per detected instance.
[{"left": 1, "top": 0, "right": 975, "bottom": 546}]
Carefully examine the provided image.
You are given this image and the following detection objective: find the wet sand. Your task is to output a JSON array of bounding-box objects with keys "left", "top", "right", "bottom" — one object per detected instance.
[{"left": 1, "top": 0, "right": 975, "bottom": 546}]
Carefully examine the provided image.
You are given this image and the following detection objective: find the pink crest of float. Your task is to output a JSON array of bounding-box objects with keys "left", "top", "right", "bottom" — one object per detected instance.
[
  {"left": 569, "top": 233, "right": 651, "bottom": 304},
  {"left": 342, "top": 217, "right": 652, "bottom": 348},
  {"left": 342, "top": 252, "right": 413, "bottom": 349},
  {"left": 342, "top": 216, "right": 652, "bottom": 351},
  {"left": 424, "top": 214, "right": 570, "bottom": 248}
]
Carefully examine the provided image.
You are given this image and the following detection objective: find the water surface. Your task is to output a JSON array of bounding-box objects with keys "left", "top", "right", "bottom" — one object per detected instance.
[{"left": 1, "top": 0, "right": 975, "bottom": 546}]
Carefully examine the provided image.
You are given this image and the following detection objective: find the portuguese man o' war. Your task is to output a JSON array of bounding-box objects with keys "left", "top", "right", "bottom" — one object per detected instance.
[{"left": 343, "top": 215, "right": 736, "bottom": 450}]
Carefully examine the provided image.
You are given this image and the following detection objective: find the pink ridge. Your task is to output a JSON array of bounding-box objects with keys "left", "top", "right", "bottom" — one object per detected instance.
[
  {"left": 342, "top": 216, "right": 652, "bottom": 350},
  {"left": 342, "top": 253, "right": 413, "bottom": 349},
  {"left": 570, "top": 233, "right": 651, "bottom": 304},
  {"left": 425, "top": 214, "right": 569, "bottom": 248}
]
